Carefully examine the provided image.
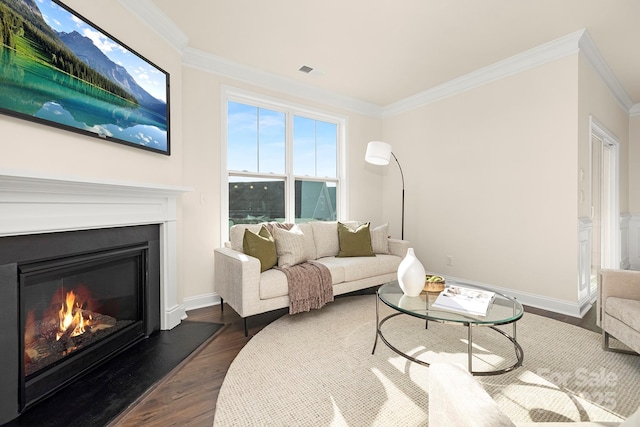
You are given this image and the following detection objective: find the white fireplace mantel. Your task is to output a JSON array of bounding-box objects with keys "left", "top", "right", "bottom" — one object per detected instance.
[{"left": 0, "top": 169, "right": 192, "bottom": 330}]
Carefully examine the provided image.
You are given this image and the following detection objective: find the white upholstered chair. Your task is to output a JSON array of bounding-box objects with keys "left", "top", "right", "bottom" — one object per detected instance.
[
  {"left": 428, "top": 362, "right": 640, "bottom": 426},
  {"left": 598, "top": 269, "right": 640, "bottom": 355}
]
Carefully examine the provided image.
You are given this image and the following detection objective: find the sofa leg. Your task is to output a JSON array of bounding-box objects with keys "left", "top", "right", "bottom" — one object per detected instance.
[
  {"left": 220, "top": 297, "right": 224, "bottom": 312},
  {"left": 603, "top": 331, "right": 638, "bottom": 355}
]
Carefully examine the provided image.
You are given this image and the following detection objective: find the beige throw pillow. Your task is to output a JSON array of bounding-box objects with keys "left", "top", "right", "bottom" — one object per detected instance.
[
  {"left": 311, "top": 221, "right": 340, "bottom": 258},
  {"left": 242, "top": 225, "right": 277, "bottom": 272},
  {"left": 230, "top": 224, "right": 261, "bottom": 252},
  {"left": 337, "top": 222, "right": 375, "bottom": 257},
  {"left": 312, "top": 221, "right": 361, "bottom": 258},
  {"left": 273, "top": 225, "right": 308, "bottom": 267},
  {"left": 370, "top": 223, "right": 390, "bottom": 254}
]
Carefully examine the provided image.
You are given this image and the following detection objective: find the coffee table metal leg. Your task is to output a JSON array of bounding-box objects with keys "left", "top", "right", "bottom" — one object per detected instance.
[
  {"left": 425, "top": 297, "right": 429, "bottom": 329},
  {"left": 372, "top": 295, "right": 380, "bottom": 355},
  {"left": 468, "top": 324, "right": 473, "bottom": 372},
  {"left": 372, "top": 295, "right": 523, "bottom": 375}
]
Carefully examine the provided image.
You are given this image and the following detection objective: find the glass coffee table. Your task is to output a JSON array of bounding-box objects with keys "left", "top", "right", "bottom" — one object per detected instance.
[{"left": 372, "top": 280, "right": 524, "bottom": 376}]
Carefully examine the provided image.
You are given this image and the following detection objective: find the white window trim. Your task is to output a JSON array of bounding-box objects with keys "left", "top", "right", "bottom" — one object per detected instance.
[{"left": 220, "top": 85, "right": 348, "bottom": 243}]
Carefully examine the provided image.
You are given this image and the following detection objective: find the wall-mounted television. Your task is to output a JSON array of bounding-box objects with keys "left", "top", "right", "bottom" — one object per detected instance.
[{"left": 0, "top": 0, "right": 170, "bottom": 155}]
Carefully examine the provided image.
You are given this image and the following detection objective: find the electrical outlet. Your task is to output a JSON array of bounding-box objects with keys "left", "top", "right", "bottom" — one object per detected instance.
[{"left": 446, "top": 255, "right": 454, "bottom": 267}]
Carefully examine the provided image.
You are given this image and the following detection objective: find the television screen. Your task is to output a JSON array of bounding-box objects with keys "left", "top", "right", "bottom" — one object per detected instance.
[{"left": 0, "top": 0, "right": 170, "bottom": 155}]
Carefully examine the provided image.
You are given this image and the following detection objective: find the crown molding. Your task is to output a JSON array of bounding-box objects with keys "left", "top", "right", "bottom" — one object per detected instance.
[
  {"left": 578, "top": 29, "right": 634, "bottom": 112},
  {"left": 382, "top": 30, "right": 587, "bottom": 117},
  {"left": 116, "top": 0, "right": 189, "bottom": 52},
  {"left": 182, "top": 47, "right": 385, "bottom": 117},
  {"left": 116, "top": 5, "right": 636, "bottom": 119}
]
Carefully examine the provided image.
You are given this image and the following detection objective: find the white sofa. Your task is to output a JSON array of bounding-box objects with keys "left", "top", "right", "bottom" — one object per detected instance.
[
  {"left": 214, "top": 221, "right": 410, "bottom": 335},
  {"left": 429, "top": 362, "right": 640, "bottom": 426}
]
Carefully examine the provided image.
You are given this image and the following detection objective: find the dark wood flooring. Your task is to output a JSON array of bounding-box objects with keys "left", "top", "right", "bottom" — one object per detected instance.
[{"left": 109, "top": 289, "right": 600, "bottom": 426}]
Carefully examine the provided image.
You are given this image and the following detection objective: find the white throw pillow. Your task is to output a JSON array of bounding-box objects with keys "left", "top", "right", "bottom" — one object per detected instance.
[
  {"left": 297, "top": 223, "right": 317, "bottom": 260},
  {"left": 230, "top": 224, "right": 261, "bottom": 252},
  {"left": 311, "top": 221, "right": 339, "bottom": 258},
  {"left": 370, "top": 223, "right": 390, "bottom": 254},
  {"left": 273, "top": 225, "right": 308, "bottom": 267},
  {"left": 621, "top": 406, "right": 640, "bottom": 426},
  {"left": 312, "top": 221, "right": 367, "bottom": 258}
]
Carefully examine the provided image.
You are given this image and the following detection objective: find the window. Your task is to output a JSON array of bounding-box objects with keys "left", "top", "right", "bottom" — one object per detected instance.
[{"left": 224, "top": 89, "right": 345, "bottom": 234}]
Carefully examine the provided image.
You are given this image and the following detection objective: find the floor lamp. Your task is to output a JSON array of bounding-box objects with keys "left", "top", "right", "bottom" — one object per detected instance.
[{"left": 365, "top": 141, "right": 405, "bottom": 240}]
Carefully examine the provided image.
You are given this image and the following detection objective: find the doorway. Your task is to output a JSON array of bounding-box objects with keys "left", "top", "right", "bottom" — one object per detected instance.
[{"left": 590, "top": 119, "right": 620, "bottom": 298}]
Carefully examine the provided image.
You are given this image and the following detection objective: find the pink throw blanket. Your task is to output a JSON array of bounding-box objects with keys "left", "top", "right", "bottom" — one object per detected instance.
[
  {"left": 261, "top": 222, "right": 334, "bottom": 314},
  {"left": 277, "top": 261, "right": 334, "bottom": 314}
]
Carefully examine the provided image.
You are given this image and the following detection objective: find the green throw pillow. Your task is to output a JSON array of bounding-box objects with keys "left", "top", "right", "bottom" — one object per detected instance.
[
  {"left": 337, "top": 222, "right": 375, "bottom": 257},
  {"left": 243, "top": 225, "right": 278, "bottom": 272}
]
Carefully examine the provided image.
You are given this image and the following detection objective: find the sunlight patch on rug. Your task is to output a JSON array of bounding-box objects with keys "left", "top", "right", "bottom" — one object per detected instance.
[
  {"left": 214, "top": 294, "right": 639, "bottom": 426},
  {"left": 370, "top": 367, "right": 427, "bottom": 424}
]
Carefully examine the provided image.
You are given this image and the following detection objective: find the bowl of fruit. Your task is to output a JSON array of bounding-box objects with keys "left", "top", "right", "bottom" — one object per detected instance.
[{"left": 424, "top": 275, "right": 446, "bottom": 293}]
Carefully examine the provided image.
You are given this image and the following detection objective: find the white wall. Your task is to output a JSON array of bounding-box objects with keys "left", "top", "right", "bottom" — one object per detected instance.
[
  {"left": 578, "top": 53, "right": 630, "bottom": 218},
  {"left": 628, "top": 116, "right": 640, "bottom": 269},
  {"left": 0, "top": 0, "right": 387, "bottom": 310},
  {"left": 3, "top": 1, "right": 636, "bottom": 312},
  {"left": 0, "top": 0, "right": 184, "bottom": 186},
  {"left": 179, "top": 66, "right": 385, "bottom": 306},
  {"left": 630, "top": 116, "right": 640, "bottom": 214},
  {"left": 382, "top": 56, "right": 581, "bottom": 304},
  {"left": 0, "top": 1, "right": 188, "bottom": 299}
]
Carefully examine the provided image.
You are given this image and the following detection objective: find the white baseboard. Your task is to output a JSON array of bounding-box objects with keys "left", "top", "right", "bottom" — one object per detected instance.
[
  {"left": 440, "top": 274, "right": 589, "bottom": 318},
  {"left": 183, "top": 279, "right": 591, "bottom": 320},
  {"left": 164, "top": 304, "right": 187, "bottom": 330},
  {"left": 183, "top": 293, "right": 221, "bottom": 312},
  {"left": 629, "top": 214, "right": 640, "bottom": 271}
]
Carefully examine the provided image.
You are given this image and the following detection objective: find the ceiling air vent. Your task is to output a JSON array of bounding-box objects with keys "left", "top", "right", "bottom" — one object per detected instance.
[{"left": 299, "top": 65, "right": 314, "bottom": 74}]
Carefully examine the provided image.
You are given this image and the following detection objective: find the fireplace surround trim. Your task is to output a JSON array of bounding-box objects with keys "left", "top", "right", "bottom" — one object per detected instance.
[{"left": 0, "top": 168, "right": 192, "bottom": 331}]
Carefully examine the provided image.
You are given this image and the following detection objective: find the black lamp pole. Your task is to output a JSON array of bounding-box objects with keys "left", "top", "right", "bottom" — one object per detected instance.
[{"left": 390, "top": 152, "right": 405, "bottom": 240}]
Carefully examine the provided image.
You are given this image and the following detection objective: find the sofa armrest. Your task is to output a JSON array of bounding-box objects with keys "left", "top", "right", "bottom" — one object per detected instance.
[
  {"left": 388, "top": 238, "right": 410, "bottom": 258},
  {"left": 214, "top": 247, "right": 261, "bottom": 318},
  {"left": 429, "top": 362, "right": 515, "bottom": 427},
  {"left": 598, "top": 269, "right": 640, "bottom": 327},
  {"left": 600, "top": 270, "right": 640, "bottom": 302}
]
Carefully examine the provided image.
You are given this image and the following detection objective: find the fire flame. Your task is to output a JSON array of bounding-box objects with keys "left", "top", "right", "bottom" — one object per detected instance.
[{"left": 56, "top": 291, "right": 89, "bottom": 341}]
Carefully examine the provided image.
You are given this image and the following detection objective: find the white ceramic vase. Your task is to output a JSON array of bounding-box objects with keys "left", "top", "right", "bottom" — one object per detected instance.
[{"left": 397, "top": 248, "right": 426, "bottom": 297}]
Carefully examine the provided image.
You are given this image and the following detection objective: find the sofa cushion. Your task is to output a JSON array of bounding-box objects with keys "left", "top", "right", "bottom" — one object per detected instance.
[
  {"left": 312, "top": 221, "right": 360, "bottom": 258},
  {"left": 606, "top": 297, "right": 640, "bottom": 332},
  {"left": 311, "top": 221, "right": 339, "bottom": 258},
  {"left": 259, "top": 268, "right": 289, "bottom": 300},
  {"left": 337, "top": 222, "right": 375, "bottom": 257},
  {"left": 297, "top": 223, "right": 317, "bottom": 261},
  {"left": 230, "top": 223, "right": 261, "bottom": 252},
  {"left": 273, "top": 225, "right": 308, "bottom": 267},
  {"left": 313, "top": 257, "right": 346, "bottom": 284},
  {"left": 243, "top": 225, "right": 277, "bottom": 272},
  {"left": 370, "top": 223, "right": 390, "bottom": 254},
  {"left": 317, "top": 254, "right": 401, "bottom": 282}
]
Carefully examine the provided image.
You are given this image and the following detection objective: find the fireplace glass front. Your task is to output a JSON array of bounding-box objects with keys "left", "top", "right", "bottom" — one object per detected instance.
[{"left": 20, "top": 245, "right": 147, "bottom": 409}]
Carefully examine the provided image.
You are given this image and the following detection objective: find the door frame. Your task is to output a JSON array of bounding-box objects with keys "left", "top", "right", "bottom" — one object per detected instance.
[{"left": 589, "top": 117, "right": 621, "bottom": 275}]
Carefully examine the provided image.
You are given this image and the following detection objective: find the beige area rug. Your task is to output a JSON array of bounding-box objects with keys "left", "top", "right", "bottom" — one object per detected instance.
[{"left": 214, "top": 294, "right": 640, "bottom": 426}]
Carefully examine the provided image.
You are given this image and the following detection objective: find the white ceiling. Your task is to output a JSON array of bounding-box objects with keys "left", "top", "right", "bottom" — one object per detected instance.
[{"left": 136, "top": 0, "right": 640, "bottom": 112}]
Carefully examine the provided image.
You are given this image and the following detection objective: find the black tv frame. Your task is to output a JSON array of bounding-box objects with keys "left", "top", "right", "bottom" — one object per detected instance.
[{"left": 0, "top": 0, "right": 171, "bottom": 155}]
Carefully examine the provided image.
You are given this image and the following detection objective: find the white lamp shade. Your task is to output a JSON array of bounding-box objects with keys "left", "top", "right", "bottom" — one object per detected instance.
[{"left": 365, "top": 141, "right": 392, "bottom": 166}]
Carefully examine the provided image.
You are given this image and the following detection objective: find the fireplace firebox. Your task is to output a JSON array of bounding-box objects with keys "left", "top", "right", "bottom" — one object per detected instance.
[{"left": 0, "top": 225, "right": 160, "bottom": 423}]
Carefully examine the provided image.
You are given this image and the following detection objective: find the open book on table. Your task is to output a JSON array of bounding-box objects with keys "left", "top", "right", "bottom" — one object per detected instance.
[{"left": 432, "top": 284, "right": 496, "bottom": 316}]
